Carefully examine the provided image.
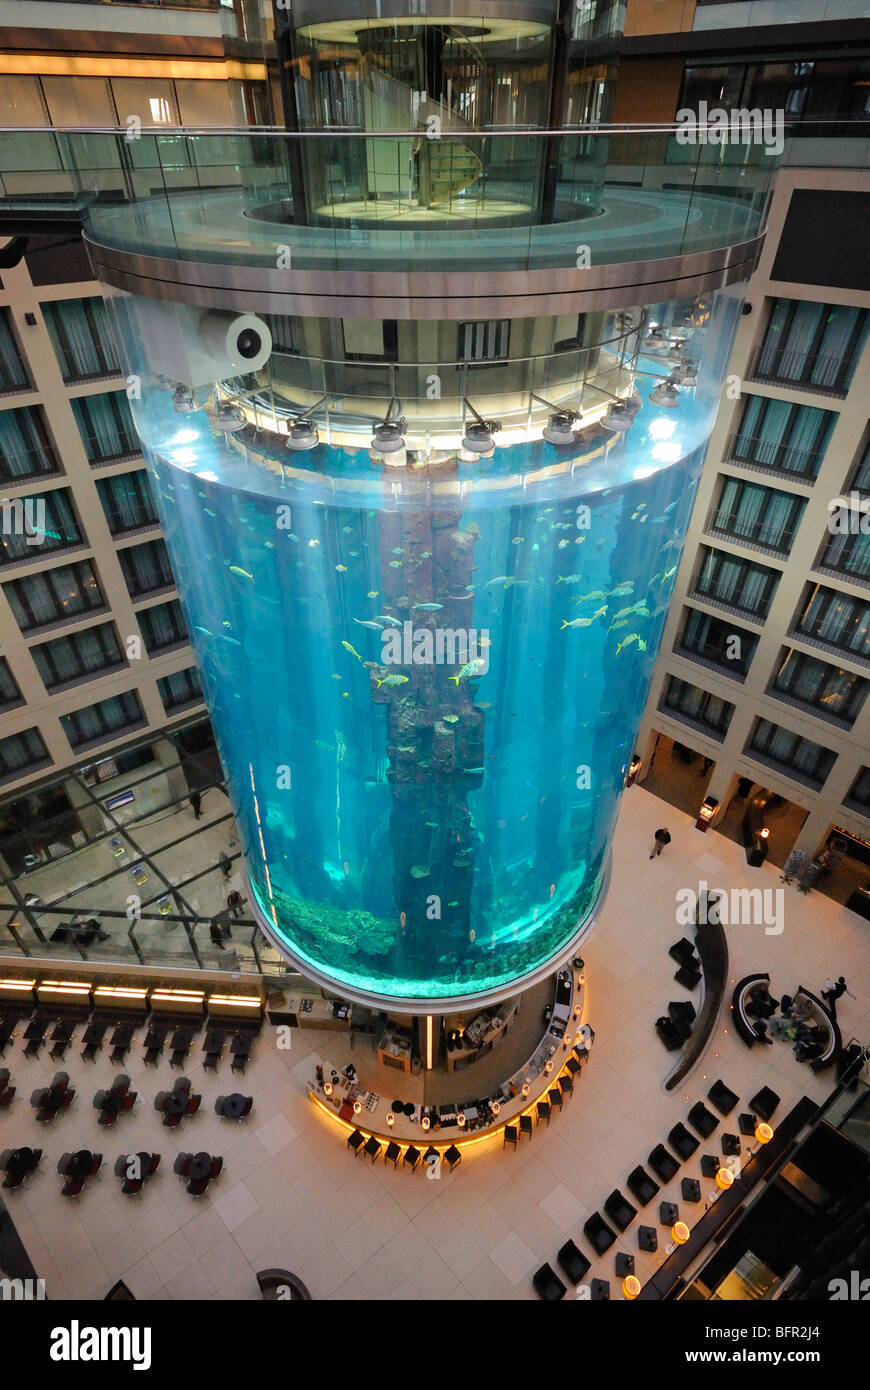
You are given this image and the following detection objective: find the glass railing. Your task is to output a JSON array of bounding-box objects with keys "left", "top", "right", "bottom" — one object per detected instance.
[{"left": 0, "top": 125, "right": 782, "bottom": 273}]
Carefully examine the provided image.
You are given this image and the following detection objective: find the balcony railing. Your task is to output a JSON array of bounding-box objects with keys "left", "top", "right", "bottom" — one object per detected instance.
[
  {"left": 658, "top": 701, "right": 731, "bottom": 741},
  {"left": 744, "top": 744, "right": 832, "bottom": 791},
  {"left": 675, "top": 639, "right": 751, "bottom": 681},
  {"left": 0, "top": 354, "right": 31, "bottom": 396},
  {"left": 706, "top": 509, "right": 799, "bottom": 557},
  {"left": 789, "top": 624, "right": 870, "bottom": 670},
  {"left": 725, "top": 431, "right": 824, "bottom": 483},
  {"left": 102, "top": 508, "right": 160, "bottom": 537},
  {"left": 768, "top": 683, "right": 859, "bottom": 731},
  {"left": 749, "top": 345, "right": 859, "bottom": 399},
  {"left": 0, "top": 444, "right": 62, "bottom": 487},
  {"left": 82, "top": 436, "right": 142, "bottom": 468},
  {"left": 691, "top": 584, "right": 771, "bottom": 623}
]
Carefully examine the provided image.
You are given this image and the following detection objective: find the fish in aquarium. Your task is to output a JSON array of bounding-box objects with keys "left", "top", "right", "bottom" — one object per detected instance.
[
  {"left": 450, "top": 658, "right": 487, "bottom": 685},
  {"left": 374, "top": 673, "right": 409, "bottom": 689},
  {"left": 341, "top": 641, "right": 364, "bottom": 662},
  {"left": 615, "top": 633, "right": 640, "bottom": 655}
]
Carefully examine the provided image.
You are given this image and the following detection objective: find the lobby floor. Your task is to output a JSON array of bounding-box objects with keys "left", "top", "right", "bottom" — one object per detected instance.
[{"left": 2, "top": 784, "right": 867, "bottom": 1302}]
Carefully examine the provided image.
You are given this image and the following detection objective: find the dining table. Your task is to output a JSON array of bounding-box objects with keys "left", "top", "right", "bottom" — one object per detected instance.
[
  {"left": 67, "top": 1150, "right": 93, "bottom": 1179},
  {"left": 163, "top": 1093, "right": 186, "bottom": 1119},
  {"left": 222, "top": 1093, "right": 248, "bottom": 1120},
  {"left": 188, "top": 1152, "right": 213, "bottom": 1182},
  {"left": 5, "top": 1147, "right": 34, "bottom": 1177}
]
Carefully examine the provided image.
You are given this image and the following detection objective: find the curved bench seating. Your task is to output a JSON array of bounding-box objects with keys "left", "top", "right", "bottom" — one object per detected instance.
[
  {"left": 731, "top": 972, "right": 771, "bottom": 1048},
  {"left": 795, "top": 986, "right": 842, "bottom": 1072},
  {"left": 256, "top": 1269, "right": 313, "bottom": 1301},
  {"left": 664, "top": 913, "right": 729, "bottom": 1091}
]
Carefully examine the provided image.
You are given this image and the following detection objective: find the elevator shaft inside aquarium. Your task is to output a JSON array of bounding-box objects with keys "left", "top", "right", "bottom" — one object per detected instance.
[{"left": 114, "top": 292, "right": 741, "bottom": 1005}]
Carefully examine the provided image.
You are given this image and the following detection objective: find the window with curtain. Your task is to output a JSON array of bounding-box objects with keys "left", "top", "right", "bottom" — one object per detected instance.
[
  {"left": 43, "top": 297, "right": 119, "bottom": 382},
  {"left": 747, "top": 717, "right": 836, "bottom": 787},
  {"left": 32, "top": 622, "right": 124, "bottom": 691},
  {"left": 821, "top": 518, "right": 870, "bottom": 581},
  {"left": 95, "top": 470, "right": 158, "bottom": 535},
  {"left": 693, "top": 546, "right": 780, "bottom": 618},
  {"left": 0, "top": 727, "right": 50, "bottom": 780},
  {"left": 138, "top": 599, "right": 188, "bottom": 655},
  {"left": 0, "top": 488, "right": 82, "bottom": 565},
  {"left": 61, "top": 690, "right": 144, "bottom": 750},
  {"left": 850, "top": 438, "right": 870, "bottom": 494},
  {"left": 710, "top": 477, "right": 806, "bottom": 554},
  {"left": 677, "top": 608, "right": 758, "bottom": 678},
  {"left": 793, "top": 584, "right": 870, "bottom": 659},
  {"left": 118, "top": 539, "right": 174, "bottom": 600},
  {"left": 157, "top": 667, "right": 203, "bottom": 713},
  {"left": 771, "top": 649, "right": 868, "bottom": 725},
  {"left": 71, "top": 391, "right": 138, "bottom": 464},
  {"left": 0, "top": 658, "right": 22, "bottom": 709},
  {"left": 754, "top": 298, "right": 869, "bottom": 395},
  {"left": 660, "top": 675, "right": 734, "bottom": 737},
  {"left": 0, "top": 406, "right": 59, "bottom": 483},
  {"left": 4, "top": 560, "right": 104, "bottom": 633},
  {"left": 845, "top": 766, "right": 870, "bottom": 814},
  {"left": 0, "top": 310, "right": 28, "bottom": 392},
  {"left": 731, "top": 395, "right": 835, "bottom": 480}
]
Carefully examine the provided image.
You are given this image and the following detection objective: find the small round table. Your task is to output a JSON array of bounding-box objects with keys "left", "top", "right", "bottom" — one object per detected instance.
[
  {"left": 68, "top": 1150, "right": 93, "bottom": 1179},
  {"left": 101, "top": 1092, "right": 122, "bottom": 1115},
  {"left": 164, "top": 1094, "right": 186, "bottom": 1119},
  {"left": 188, "top": 1152, "right": 212, "bottom": 1182},
  {"left": 8, "top": 1147, "right": 34, "bottom": 1176},
  {"left": 223, "top": 1093, "right": 247, "bottom": 1121}
]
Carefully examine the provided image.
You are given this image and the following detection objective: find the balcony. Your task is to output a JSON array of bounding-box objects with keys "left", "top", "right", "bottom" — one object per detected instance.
[
  {"left": 674, "top": 638, "right": 751, "bottom": 682},
  {"left": 658, "top": 702, "right": 730, "bottom": 741},
  {"left": 748, "top": 345, "right": 859, "bottom": 400},
  {"left": 743, "top": 744, "right": 832, "bottom": 792},
  {"left": 102, "top": 508, "right": 160, "bottom": 539},
  {"left": 724, "top": 431, "right": 824, "bottom": 484},
  {"left": 705, "top": 510, "right": 798, "bottom": 558}
]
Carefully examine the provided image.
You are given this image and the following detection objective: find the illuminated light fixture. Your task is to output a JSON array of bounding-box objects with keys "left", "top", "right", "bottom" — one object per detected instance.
[
  {"left": 207, "top": 994, "right": 260, "bottom": 1008},
  {"left": 370, "top": 421, "right": 406, "bottom": 455},
  {"left": 602, "top": 402, "right": 634, "bottom": 433},
  {"left": 649, "top": 383, "right": 680, "bottom": 408},
  {"left": 285, "top": 418, "right": 319, "bottom": 451},
  {"left": 715, "top": 1166, "right": 734, "bottom": 1190},
  {"left": 544, "top": 1060, "right": 554, "bottom": 1073},
  {"left": 173, "top": 387, "right": 200, "bottom": 414},
  {"left": 648, "top": 416, "right": 676, "bottom": 441},
  {"left": 353, "top": 1100, "right": 362, "bottom": 1114},
  {"left": 698, "top": 798, "right": 717, "bottom": 824},
  {"left": 324, "top": 1081, "right": 333, "bottom": 1097},
  {"left": 543, "top": 412, "right": 577, "bottom": 446},
  {"left": 37, "top": 980, "right": 91, "bottom": 996},
  {"left": 422, "top": 1115, "right": 430, "bottom": 1130},
  {"left": 461, "top": 420, "right": 500, "bottom": 455},
  {"left": 93, "top": 986, "right": 147, "bottom": 1002},
  {"left": 214, "top": 402, "right": 247, "bottom": 434},
  {"left": 457, "top": 1112, "right": 466, "bottom": 1128},
  {"left": 622, "top": 1275, "right": 641, "bottom": 1300},
  {"left": 491, "top": 1100, "right": 500, "bottom": 1115},
  {"left": 672, "top": 1221, "right": 690, "bottom": 1245},
  {"left": 629, "top": 754, "right": 642, "bottom": 777},
  {"left": 0, "top": 979, "right": 36, "bottom": 991},
  {"left": 755, "top": 1122, "right": 774, "bottom": 1144},
  {"left": 521, "top": 1082, "right": 530, "bottom": 1098},
  {"left": 759, "top": 827, "right": 770, "bottom": 840},
  {"left": 386, "top": 1111, "right": 394, "bottom": 1126}
]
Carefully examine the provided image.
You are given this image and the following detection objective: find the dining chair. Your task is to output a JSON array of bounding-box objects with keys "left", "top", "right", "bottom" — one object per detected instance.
[
  {"left": 121, "top": 1178, "right": 143, "bottom": 1195},
  {"left": 185, "top": 1094, "right": 201, "bottom": 1116},
  {"left": 173, "top": 1153, "right": 192, "bottom": 1176},
  {"left": 208, "top": 1156, "right": 223, "bottom": 1180},
  {"left": 61, "top": 1176, "right": 84, "bottom": 1197},
  {"left": 89, "top": 1153, "right": 103, "bottom": 1176},
  {"left": 0, "top": 1084, "right": 14, "bottom": 1108},
  {"left": 57, "top": 1153, "right": 73, "bottom": 1175},
  {"left": 186, "top": 1177, "right": 209, "bottom": 1196}
]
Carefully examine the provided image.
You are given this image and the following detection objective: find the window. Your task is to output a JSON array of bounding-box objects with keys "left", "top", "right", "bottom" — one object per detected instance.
[
  {"left": 60, "top": 690, "right": 144, "bottom": 750},
  {"left": 729, "top": 396, "right": 834, "bottom": 481},
  {"left": 31, "top": 623, "right": 125, "bottom": 692},
  {"left": 660, "top": 675, "right": 734, "bottom": 739},
  {"left": 850, "top": 438, "right": 870, "bottom": 495},
  {"left": 342, "top": 319, "right": 398, "bottom": 363},
  {"left": 770, "top": 649, "right": 868, "bottom": 727},
  {"left": 753, "top": 298, "right": 868, "bottom": 396},
  {"left": 95, "top": 471, "right": 158, "bottom": 536},
  {"left": 844, "top": 767, "right": 870, "bottom": 817},
  {"left": 746, "top": 717, "right": 836, "bottom": 789},
  {"left": 157, "top": 666, "right": 203, "bottom": 713},
  {"left": 459, "top": 321, "right": 510, "bottom": 362},
  {"left": 42, "top": 297, "right": 119, "bottom": 382},
  {"left": 265, "top": 314, "right": 302, "bottom": 355},
  {"left": 793, "top": 585, "right": 870, "bottom": 662},
  {"left": 0, "top": 488, "right": 82, "bottom": 566},
  {"left": 819, "top": 515, "right": 870, "bottom": 584},
  {"left": 0, "top": 406, "right": 59, "bottom": 484},
  {"left": 4, "top": 560, "right": 104, "bottom": 633},
  {"left": 709, "top": 477, "right": 806, "bottom": 555},
  {"left": 119, "top": 539, "right": 174, "bottom": 600},
  {"left": 676, "top": 608, "right": 758, "bottom": 680},
  {"left": 137, "top": 599, "right": 188, "bottom": 655},
  {"left": 692, "top": 546, "right": 780, "bottom": 619},
  {"left": 0, "top": 727, "right": 51, "bottom": 782},
  {"left": 71, "top": 391, "right": 139, "bottom": 465},
  {"left": 0, "top": 657, "right": 22, "bottom": 710},
  {"left": 0, "top": 310, "right": 28, "bottom": 393}
]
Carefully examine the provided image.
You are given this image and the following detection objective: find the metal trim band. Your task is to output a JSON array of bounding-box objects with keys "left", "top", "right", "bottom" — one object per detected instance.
[
  {"left": 85, "top": 234, "right": 764, "bottom": 318},
  {"left": 245, "top": 855, "right": 610, "bottom": 1015}
]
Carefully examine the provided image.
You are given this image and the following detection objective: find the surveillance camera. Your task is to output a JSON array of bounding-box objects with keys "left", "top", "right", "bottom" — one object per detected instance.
[{"left": 199, "top": 312, "right": 273, "bottom": 376}]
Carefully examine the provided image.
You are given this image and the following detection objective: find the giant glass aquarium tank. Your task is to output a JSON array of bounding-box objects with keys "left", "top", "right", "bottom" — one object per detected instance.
[{"left": 106, "top": 284, "right": 744, "bottom": 1007}]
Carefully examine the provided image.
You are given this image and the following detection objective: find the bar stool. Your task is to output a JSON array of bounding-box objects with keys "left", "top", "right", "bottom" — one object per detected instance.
[
  {"left": 559, "top": 1073, "right": 574, "bottom": 1100},
  {"left": 548, "top": 1087, "right": 562, "bottom": 1111},
  {"left": 503, "top": 1125, "right": 518, "bottom": 1151},
  {"left": 443, "top": 1144, "right": 462, "bottom": 1173},
  {"left": 519, "top": 1114, "right": 533, "bottom": 1141},
  {"left": 536, "top": 1100, "right": 551, "bottom": 1127},
  {"left": 347, "top": 1128, "right": 365, "bottom": 1157}
]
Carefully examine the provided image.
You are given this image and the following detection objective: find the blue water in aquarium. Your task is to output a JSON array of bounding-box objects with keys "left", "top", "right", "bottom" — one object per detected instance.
[{"left": 112, "top": 291, "right": 741, "bottom": 1004}]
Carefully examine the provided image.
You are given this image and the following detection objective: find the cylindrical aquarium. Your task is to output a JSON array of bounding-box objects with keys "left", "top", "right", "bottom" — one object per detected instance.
[{"left": 106, "top": 286, "right": 743, "bottom": 1008}]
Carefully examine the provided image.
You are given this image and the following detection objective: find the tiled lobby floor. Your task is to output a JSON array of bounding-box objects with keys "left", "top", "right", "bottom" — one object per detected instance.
[{"left": 2, "top": 784, "right": 867, "bottom": 1301}]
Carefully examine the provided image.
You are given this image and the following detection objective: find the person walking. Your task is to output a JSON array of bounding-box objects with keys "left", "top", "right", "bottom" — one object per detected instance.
[
  {"left": 226, "top": 890, "right": 245, "bottom": 918},
  {"left": 219, "top": 852, "right": 232, "bottom": 880},
  {"left": 190, "top": 789, "right": 202, "bottom": 820},
  {"left": 650, "top": 827, "right": 671, "bottom": 859},
  {"left": 822, "top": 975, "right": 855, "bottom": 1018}
]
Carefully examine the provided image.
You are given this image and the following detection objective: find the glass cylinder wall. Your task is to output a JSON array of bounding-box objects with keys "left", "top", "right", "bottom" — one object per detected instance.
[{"left": 105, "top": 288, "right": 742, "bottom": 1007}]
